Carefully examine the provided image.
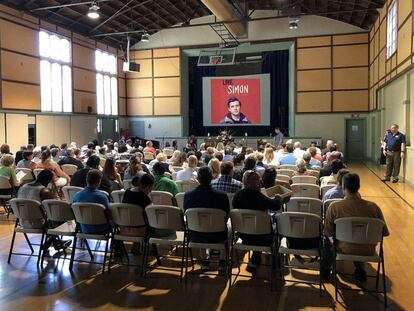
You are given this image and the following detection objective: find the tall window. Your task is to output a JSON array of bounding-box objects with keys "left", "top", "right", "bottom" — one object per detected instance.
[
  {"left": 39, "top": 31, "right": 72, "bottom": 112},
  {"left": 386, "top": 1, "right": 397, "bottom": 59},
  {"left": 95, "top": 50, "right": 118, "bottom": 115}
]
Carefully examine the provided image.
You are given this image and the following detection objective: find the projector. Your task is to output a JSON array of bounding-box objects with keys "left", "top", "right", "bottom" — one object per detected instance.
[{"left": 123, "top": 62, "right": 140, "bottom": 73}]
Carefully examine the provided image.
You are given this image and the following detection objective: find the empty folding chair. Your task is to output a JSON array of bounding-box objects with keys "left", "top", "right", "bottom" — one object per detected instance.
[
  {"left": 123, "top": 179, "right": 132, "bottom": 190},
  {"left": 108, "top": 203, "right": 147, "bottom": 273},
  {"left": 276, "top": 212, "right": 323, "bottom": 294},
  {"left": 62, "top": 186, "right": 83, "bottom": 203},
  {"left": 61, "top": 164, "right": 78, "bottom": 177},
  {"left": 111, "top": 190, "right": 125, "bottom": 203},
  {"left": 176, "top": 180, "right": 199, "bottom": 193},
  {"left": 230, "top": 209, "right": 276, "bottom": 289},
  {"left": 41, "top": 200, "right": 76, "bottom": 264},
  {"left": 333, "top": 217, "right": 387, "bottom": 307},
  {"left": 8, "top": 198, "right": 46, "bottom": 266},
  {"left": 144, "top": 205, "right": 186, "bottom": 279},
  {"left": 291, "top": 183, "right": 320, "bottom": 198},
  {"left": 277, "top": 169, "right": 295, "bottom": 178},
  {"left": 276, "top": 174, "right": 290, "bottom": 183},
  {"left": 279, "top": 165, "right": 298, "bottom": 171},
  {"left": 184, "top": 208, "right": 230, "bottom": 281},
  {"left": 292, "top": 175, "right": 318, "bottom": 185},
  {"left": 175, "top": 192, "right": 185, "bottom": 211},
  {"left": 149, "top": 191, "right": 174, "bottom": 205},
  {"left": 70, "top": 203, "right": 112, "bottom": 274},
  {"left": 287, "top": 197, "right": 323, "bottom": 217},
  {"left": 264, "top": 185, "right": 292, "bottom": 201},
  {"left": 320, "top": 185, "right": 336, "bottom": 198}
]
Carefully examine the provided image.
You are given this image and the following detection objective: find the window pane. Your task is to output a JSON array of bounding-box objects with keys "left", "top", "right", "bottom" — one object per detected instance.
[
  {"left": 96, "top": 74, "right": 104, "bottom": 114},
  {"left": 39, "top": 31, "right": 50, "bottom": 58},
  {"left": 104, "top": 75, "right": 111, "bottom": 114},
  {"left": 40, "top": 60, "right": 52, "bottom": 111},
  {"left": 95, "top": 50, "right": 102, "bottom": 71},
  {"left": 110, "top": 55, "right": 117, "bottom": 75},
  {"left": 62, "top": 65, "right": 72, "bottom": 112},
  {"left": 102, "top": 53, "right": 110, "bottom": 73},
  {"left": 51, "top": 63, "right": 62, "bottom": 112},
  {"left": 111, "top": 77, "right": 118, "bottom": 115},
  {"left": 60, "top": 39, "right": 70, "bottom": 63},
  {"left": 50, "top": 35, "right": 61, "bottom": 61}
]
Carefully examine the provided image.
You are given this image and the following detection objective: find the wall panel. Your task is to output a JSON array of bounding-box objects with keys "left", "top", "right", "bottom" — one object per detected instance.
[
  {"left": 153, "top": 47, "right": 179, "bottom": 58},
  {"left": 296, "top": 36, "right": 331, "bottom": 48},
  {"left": 333, "top": 45, "right": 368, "bottom": 67},
  {"left": 297, "top": 70, "right": 331, "bottom": 91},
  {"left": 73, "top": 44, "right": 94, "bottom": 70},
  {"left": 333, "top": 67, "right": 369, "bottom": 89},
  {"left": 127, "top": 98, "right": 153, "bottom": 115},
  {"left": 297, "top": 47, "right": 331, "bottom": 69},
  {"left": 70, "top": 115, "right": 97, "bottom": 146},
  {"left": 1, "top": 50, "right": 40, "bottom": 84},
  {"left": 297, "top": 92, "right": 331, "bottom": 112},
  {"left": 154, "top": 57, "right": 180, "bottom": 77},
  {"left": 127, "top": 78, "right": 152, "bottom": 98},
  {"left": 0, "top": 20, "right": 38, "bottom": 56},
  {"left": 127, "top": 59, "right": 152, "bottom": 78},
  {"left": 73, "top": 68, "right": 96, "bottom": 92},
  {"left": 5, "top": 113, "right": 28, "bottom": 152},
  {"left": 74, "top": 91, "right": 96, "bottom": 113},
  {"left": 2, "top": 81, "right": 40, "bottom": 110},
  {"left": 154, "top": 77, "right": 180, "bottom": 97},
  {"left": 397, "top": 17, "right": 412, "bottom": 65},
  {"left": 154, "top": 97, "right": 180, "bottom": 115},
  {"left": 332, "top": 33, "right": 368, "bottom": 45},
  {"left": 333, "top": 90, "right": 368, "bottom": 111}
]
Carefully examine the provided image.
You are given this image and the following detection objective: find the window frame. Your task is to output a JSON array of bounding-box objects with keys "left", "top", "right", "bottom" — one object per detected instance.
[
  {"left": 386, "top": 1, "right": 398, "bottom": 59},
  {"left": 39, "top": 29, "right": 73, "bottom": 113},
  {"left": 95, "top": 49, "right": 118, "bottom": 116}
]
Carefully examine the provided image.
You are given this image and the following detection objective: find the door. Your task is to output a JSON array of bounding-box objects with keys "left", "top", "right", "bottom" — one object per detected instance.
[
  {"left": 346, "top": 118, "right": 366, "bottom": 160},
  {"left": 97, "top": 117, "right": 119, "bottom": 143}
]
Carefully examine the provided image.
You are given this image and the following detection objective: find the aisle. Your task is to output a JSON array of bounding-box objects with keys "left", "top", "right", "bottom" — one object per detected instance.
[{"left": 0, "top": 163, "right": 412, "bottom": 311}]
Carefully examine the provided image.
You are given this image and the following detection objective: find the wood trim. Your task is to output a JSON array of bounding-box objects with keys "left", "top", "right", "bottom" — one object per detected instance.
[
  {"left": 0, "top": 48, "right": 39, "bottom": 59},
  {"left": 296, "top": 42, "right": 369, "bottom": 50},
  {"left": 73, "top": 89, "right": 96, "bottom": 95},
  {"left": 330, "top": 36, "right": 334, "bottom": 112},
  {"left": 297, "top": 65, "right": 369, "bottom": 71},
  {"left": 126, "top": 75, "right": 180, "bottom": 80},
  {"left": 1, "top": 79, "right": 40, "bottom": 87},
  {"left": 397, "top": 11, "right": 412, "bottom": 31}
]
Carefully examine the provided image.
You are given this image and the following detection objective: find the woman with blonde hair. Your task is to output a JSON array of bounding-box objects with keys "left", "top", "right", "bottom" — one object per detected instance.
[
  {"left": 294, "top": 159, "right": 310, "bottom": 176},
  {"left": 263, "top": 147, "right": 278, "bottom": 166},
  {"left": 216, "top": 142, "right": 225, "bottom": 154},
  {"left": 208, "top": 158, "right": 221, "bottom": 181},
  {"left": 168, "top": 150, "right": 181, "bottom": 164}
]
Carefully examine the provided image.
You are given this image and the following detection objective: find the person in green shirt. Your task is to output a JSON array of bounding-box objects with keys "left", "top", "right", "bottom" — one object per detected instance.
[
  {"left": 0, "top": 154, "right": 20, "bottom": 194},
  {"left": 152, "top": 162, "right": 179, "bottom": 196}
]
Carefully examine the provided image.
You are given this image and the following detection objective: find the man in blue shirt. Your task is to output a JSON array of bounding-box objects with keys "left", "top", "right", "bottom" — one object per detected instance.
[
  {"left": 279, "top": 144, "right": 297, "bottom": 165},
  {"left": 73, "top": 169, "right": 111, "bottom": 234},
  {"left": 383, "top": 124, "right": 406, "bottom": 183},
  {"left": 274, "top": 127, "right": 284, "bottom": 149},
  {"left": 322, "top": 169, "right": 349, "bottom": 203}
]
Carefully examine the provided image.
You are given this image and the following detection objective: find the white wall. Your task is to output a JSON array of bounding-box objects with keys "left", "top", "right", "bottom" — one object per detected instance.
[
  {"left": 36, "top": 115, "right": 71, "bottom": 147},
  {"left": 128, "top": 116, "right": 183, "bottom": 140},
  {"left": 134, "top": 13, "right": 364, "bottom": 50},
  {"left": 70, "top": 115, "right": 98, "bottom": 146}
]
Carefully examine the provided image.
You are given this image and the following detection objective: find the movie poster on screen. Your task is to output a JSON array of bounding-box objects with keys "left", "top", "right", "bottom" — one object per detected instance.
[{"left": 210, "top": 78, "right": 261, "bottom": 125}]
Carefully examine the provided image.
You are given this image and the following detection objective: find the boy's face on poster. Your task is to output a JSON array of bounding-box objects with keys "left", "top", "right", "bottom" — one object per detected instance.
[{"left": 228, "top": 100, "right": 241, "bottom": 117}]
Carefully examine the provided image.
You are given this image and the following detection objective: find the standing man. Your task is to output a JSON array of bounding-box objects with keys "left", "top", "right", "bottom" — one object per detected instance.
[
  {"left": 274, "top": 127, "right": 284, "bottom": 149},
  {"left": 220, "top": 97, "right": 251, "bottom": 124},
  {"left": 383, "top": 124, "right": 406, "bottom": 183}
]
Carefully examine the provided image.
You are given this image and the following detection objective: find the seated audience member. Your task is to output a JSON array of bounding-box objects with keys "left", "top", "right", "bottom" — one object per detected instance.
[
  {"left": 57, "top": 147, "right": 83, "bottom": 169},
  {"left": 223, "top": 147, "right": 234, "bottom": 162},
  {"left": 143, "top": 141, "right": 157, "bottom": 157},
  {"left": 103, "top": 158, "right": 123, "bottom": 190},
  {"left": 208, "top": 158, "right": 221, "bottom": 181},
  {"left": 322, "top": 169, "right": 349, "bottom": 202},
  {"left": 14, "top": 146, "right": 26, "bottom": 165},
  {"left": 307, "top": 141, "right": 322, "bottom": 156},
  {"left": 153, "top": 162, "right": 179, "bottom": 196},
  {"left": 321, "top": 140, "right": 334, "bottom": 157},
  {"left": 70, "top": 155, "right": 112, "bottom": 193},
  {"left": 322, "top": 173, "right": 390, "bottom": 281},
  {"left": 124, "top": 155, "right": 146, "bottom": 181},
  {"left": 168, "top": 150, "right": 181, "bottom": 164},
  {"left": 324, "top": 143, "right": 344, "bottom": 163},
  {"left": 263, "top": 147, "right": 278, "bottom": 166},
  {"left": 232, "top": 170, "right": 282, "bottom": 269},
  {"left": 60, "top": 143, "right": 68, "bottom": 157},
  {"left": 203, "top": 147, "right": 215, "bottom": 165},
  {"left": 16, "top": 151, "right": 36, "bottom": 170},
  {"left": 73, "top": 170, "right": 111, "bottom": 234},
  {"left": 293, "top": 141, "right": 306, "bottom": 160},
  {"left": 0, "top": 154, "right": 20, "bottom": 191},
  {"left": 172, "top": 151, "right": 187, "bottom": 167},
  {"left": 279, "top": 144, "right": 297, "bottom": 165},
  {"left": 106, "top": 143, "right": 117, "bottom": 157},
  {"left": 294, "top": 159, "right": 311, "bottom": 176},
  {"left": 211, "top": 161, "right": 243, "bottom": 193},
  {"left": 117, "top": 144, "right": 130, "bottom": 160},
  {"left": 184, "top": 167, "right": 230, "bottom": 271},
  {"left": 176, "top": 155, "right": 197, "bottom": 181},
  {"left": 320, "top": 152, "right": 341, "bottom": 177},
  {"left": 233, "top": 156, "right": 257, "bottom": 181},
  {"left": 51, "top": 148, "right": 61, "bottom": 163},
  {"left": 195, "top": 151, "right": 204, "bottom": 167},
  {"left": 320, "top": 159, "right": 345, "bottom": 187},
  {"left": 302, "top": 152, "right": 313, "bottom": 169},
  {"left": 256, "top": 152, "right": 268, "bottom": 169},
  {"left": 98, "top": 147, "right": 107, "bottom": 159},
  {"left": 308, "top": 147, "right": 322, "bottom": 167},
  {"left": 0, "top": 144, "right": 11, "bottom": 157},
  {"left": 216, "top": 142, "right": 225, "bottom": 154},
  {"left": 36, "top": 149, "right": 70, "bottom": 187},
  {"left": 135, "top": 153, "right": 150, "bottom": 174},
  {"left": 262, "top": 166, "right": 277, "bottom": 189},
  {"left": 233, "top": 153, "right": 245, "bottom": 169},
  {"left": 215, "top": 153, "right": 223, "bottom": 162}
]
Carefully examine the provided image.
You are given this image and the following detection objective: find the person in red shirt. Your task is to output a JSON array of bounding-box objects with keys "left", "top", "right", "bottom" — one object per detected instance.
[{"left": 143, "top": 141, "right": 156, "bottom": 157}]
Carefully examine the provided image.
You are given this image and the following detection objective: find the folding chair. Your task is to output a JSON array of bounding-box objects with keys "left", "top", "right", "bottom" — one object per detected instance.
[
  {"left": 287, "top": 197, "right": 323, "bottom": 217},
  {"left": 292, "top": 175, "right": 318, "bottom": 185},
  {"left": 144, "top": 205, "right": 186, "bottom": 280},
  {"left": 279, "top": 165, "right": 298, "bottom": 171},
  {"left": 108, "top": 203, "right": 147, "bottom": 273},
  {"left": 33, "top": 169, "right": 44, "bottom": 178},
  {"left": 227, "top": 193, "right": 235, "bottom": 210},
  {"left": 307, "top": 169, "right": 320, "bottom": 178},
  {"left": 322, "top": 199, "right": 343, "bottom": 219},
  {"left": 277, "top": 169, "right": 295, "bottom": 178},
  {"left": 123, "top": 179, "right": 132, "bottom": 190},
  {"left": 333, "top": 217, "right": 387, "bottom": 307},
  {"left": 41, "top": 199, "right": 76, "bottom": 265},
  {"left": 276, "top": 174, "right": 290, "bottom": 183},
  {"left": 149, "top": 191, "right": 174, "bottom": 205},
  {"left": 184, "top": 208, "right": 230, "bottom": 281},
  {"left": 15, "top": 168, "right": 34, "bottom": 183},
  {"left": 276, "top": 212, "right": 323, "bottom": 294},
  {"left": 70, "top": 203, "right": 112, "bottom": 274},
  {"left": 175, "top": 192, "right": 185, "bottom": 211},
  {"left": 61, "top": 164, "right": 78, "bottom": 176},
  {"left": 320, "top": 185, "right": 336, "bottom": 198},
  {"left": 0, "top": 175, "right": 13, "bottom": 216},
  {"left": 62, "top": 186, "right": 83, "bottom": 203},
  {"left": 291, "top": 183, "right": 320, "bottom": 198},
  {"left": 176, "top": 180, "right": 199, "bottom": 193},
  {"left": 111, "top": 190, "right": 125, "bottom": 203},
  {"left": 230, "top": 209, "right": 276, "bottom": 289},
  {"left": 8, "top": 198, "right": 46, "bottom": 266}
]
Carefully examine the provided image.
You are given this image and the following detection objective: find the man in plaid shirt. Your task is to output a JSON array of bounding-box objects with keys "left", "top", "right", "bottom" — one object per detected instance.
[{"left": 212, "top": 161, "right": 243, "bottom": 193}]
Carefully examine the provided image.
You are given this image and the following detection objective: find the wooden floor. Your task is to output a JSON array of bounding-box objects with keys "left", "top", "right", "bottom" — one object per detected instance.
[{"left": 0, "top": 163, "right": 412, "bottom": 311}]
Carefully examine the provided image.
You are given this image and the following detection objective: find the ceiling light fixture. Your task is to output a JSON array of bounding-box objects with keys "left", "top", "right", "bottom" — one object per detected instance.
[
  {"left": 141, "top": 32, "right": 150, "bottom": 42},
  {"left": 289, "top": 17, "right": 299, "bottom": 30},
  {"left": 87, "top": 1, "right": 100, "bottom": 19}
]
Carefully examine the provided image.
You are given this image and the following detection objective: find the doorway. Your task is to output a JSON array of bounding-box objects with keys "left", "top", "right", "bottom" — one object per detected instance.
[
  {"left": 346, "top": 118, "right": 367, "bottom": 160},
  {"left": 97, "top": 117, "right": 119, "bottom": 143}
]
